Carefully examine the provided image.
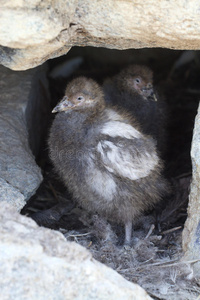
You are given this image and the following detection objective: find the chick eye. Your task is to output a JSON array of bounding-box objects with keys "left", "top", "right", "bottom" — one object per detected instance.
[
  {"left": 135, "top": 78, "right": 141, "bottom": 84},
  {"left": 77, "top": 96, "right": 84, "bottom": 101}
]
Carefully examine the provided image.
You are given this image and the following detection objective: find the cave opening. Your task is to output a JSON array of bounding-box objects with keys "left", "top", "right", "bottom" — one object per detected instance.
[{"left": 21, "top": 46, "right": 200, "bottom": 298}]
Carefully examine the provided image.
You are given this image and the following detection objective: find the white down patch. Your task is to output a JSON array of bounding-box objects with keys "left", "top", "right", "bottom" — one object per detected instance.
[
  {"left": 106, "top": 109, "right": 124, "bottom": 122},
  {"left": 86, "top": 155, "right": 117, "bottom": 200},
  {"left": 97, "top": 140, "right": 159, "bottom": 180},
  {"left": 101, "top": 121, "right": 142, "bottom": 139}
]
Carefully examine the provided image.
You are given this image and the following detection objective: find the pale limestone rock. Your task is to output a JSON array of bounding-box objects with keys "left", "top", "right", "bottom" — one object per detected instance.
[
  {"left": 1, "top": 1, "right": 200, "bottom": 70},
  {"left": 182, "top": 103, "right": 200, "bottom": 276},
  {"left": 0, "top": 65, "right": 49, "bottom": 210},
  {"left": 0, "top": 202, "right": 152, "bottom": 300}
]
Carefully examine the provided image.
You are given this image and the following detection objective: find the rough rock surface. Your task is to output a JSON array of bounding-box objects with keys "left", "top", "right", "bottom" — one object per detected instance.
[
  {"left": 0, "top": 201, "right": 152, "bottom": 300},
  {"left": 182, "top": 104, "right": 200, "bottom": 276},
  {"left": 1, "top": 1, "right": 200, "bottom": 70},
  {"left": 0, "top": 65, "right": 49, "bottom": 210}
]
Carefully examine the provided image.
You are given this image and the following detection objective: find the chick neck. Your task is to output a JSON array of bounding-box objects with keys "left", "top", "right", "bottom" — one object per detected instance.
[
  {"left": 80, "top": 96, "right": 106, "bottom": 124},
  {"left": 61, "top": 96, "right": 106, "bottom": 135}
]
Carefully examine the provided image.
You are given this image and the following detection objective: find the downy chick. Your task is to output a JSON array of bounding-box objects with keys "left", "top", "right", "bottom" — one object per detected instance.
[
  {"left": 103, "top": 65, "right": 167, "bottom": 154},
  {"left": 48, "top": 76, "right": 168, "bottom": 245}
]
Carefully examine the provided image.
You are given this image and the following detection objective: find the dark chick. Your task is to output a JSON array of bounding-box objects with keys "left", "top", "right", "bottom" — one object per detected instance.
[
  {"left": 103, "top": 65, "right": 167, "bottom": 154},
  {"left": 48, "top": 76, "right": 169, "bottom": 245}
]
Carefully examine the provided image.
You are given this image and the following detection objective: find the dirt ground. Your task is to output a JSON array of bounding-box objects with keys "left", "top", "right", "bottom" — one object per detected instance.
[{"left": 22, "top": 47, "right": 200, "bottom": 300}]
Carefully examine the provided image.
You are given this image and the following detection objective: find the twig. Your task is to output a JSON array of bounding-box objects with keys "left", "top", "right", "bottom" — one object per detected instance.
[
  {"left": 26, "top": 207, "right": 39, "bottom": 212},
  {"left": 160, "top": 259, "right": 200, "bottom": 268},
  {"left": 139, "top": 257, "right": 154, "bottom": 265},
  {"left": 138, "top": 258, "right": 200, "bottom": 269},
  {"left": 174, "top": 172, "right": 192, "bottom": 179},
  {"left": 145, "top": 224, "right": 155, "bottom": 239},
  {"left": 66, "top": 232, "right": 92, "bottom": 238},
  {"left": 161, "top": 226, "right": 182, "bottom": 235},
  {"left": 137, "top": 259, "right": 177, "bottom": 269}
]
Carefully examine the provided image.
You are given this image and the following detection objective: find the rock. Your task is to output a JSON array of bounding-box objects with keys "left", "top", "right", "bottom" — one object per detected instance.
[
  {"left": 182, "top": 103, "right": 200, "bottom": 276},
  {"left": 1, "top": 1, "right": 200, "bottom": 70},
  {"left": 0, "top": 178, "right": 25, "bottom": 210},
  {"left": 0, "top": 201, "right": 152, "bottom": 300},
  {"left": 0, "top": 64, "right": 49, "bottom": 210}
]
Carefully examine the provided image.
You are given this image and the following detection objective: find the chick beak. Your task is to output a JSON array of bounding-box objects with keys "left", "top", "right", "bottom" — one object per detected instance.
[
  {"left": 52, "top": 96, "right": 74, "bottom": 113},
  {"left": 142, "top": 86, "right": 157, "bottom": 101},
  {"left": 148, "top": 89, "right": 157, "bottom": 102},
  {"left": 152, "top": 93, "right": 157, "bottom": 102}
]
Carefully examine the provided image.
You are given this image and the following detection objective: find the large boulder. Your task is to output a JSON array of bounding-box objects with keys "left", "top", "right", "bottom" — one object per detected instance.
[
  {"left": 0, "top": 201, "right": 152, "bottom": 300},
  {"left": 0, "top": 64, "right": 49, "bottom": 210},
  {"left": 182, "top": 103, "right": 200, "bottom": 276},
  {"left": 1, "top": 1, "right": 200, "bottom": 70}
]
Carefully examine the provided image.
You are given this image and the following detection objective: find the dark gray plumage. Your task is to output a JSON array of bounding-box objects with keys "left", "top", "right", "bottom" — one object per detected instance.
[
  {"left": 48, "top": 76, "right": 168, "bottom": 244},
  {"left": 103, "top": 65, "right": 167, "bottom": 154}
]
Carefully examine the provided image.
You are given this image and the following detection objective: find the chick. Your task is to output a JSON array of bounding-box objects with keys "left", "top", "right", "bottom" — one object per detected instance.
[
  {"left": 48, "top": 77, "right": 168, "bottom": 245},
  {"left": 103, "top": 65, "right": 167, "bottom": 154}
]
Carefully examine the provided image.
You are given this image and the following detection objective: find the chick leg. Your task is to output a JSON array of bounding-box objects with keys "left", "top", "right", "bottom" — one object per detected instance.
[{"left": 125, "top": 220, "right": 132, "bottom": 245}]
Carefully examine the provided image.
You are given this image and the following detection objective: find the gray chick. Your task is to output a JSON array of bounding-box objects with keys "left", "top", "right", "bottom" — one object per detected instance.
[
  {"left": 48, "top": 76, "right": 169, "bottom": 245},
  {"left": 103, "top": 64, "right": 167, "bottom": 154}
]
